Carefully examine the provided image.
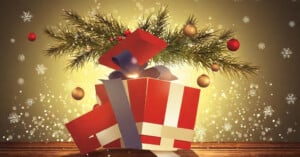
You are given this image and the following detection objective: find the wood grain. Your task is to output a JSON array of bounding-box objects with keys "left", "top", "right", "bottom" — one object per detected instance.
[{"left": 0, "top": 142, "right": 300, "bottom": 157}]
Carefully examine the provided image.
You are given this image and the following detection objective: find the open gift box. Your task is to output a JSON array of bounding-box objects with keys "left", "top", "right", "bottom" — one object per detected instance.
[{"left": 66, "top": 78, "right": 200, "bottom": 154}]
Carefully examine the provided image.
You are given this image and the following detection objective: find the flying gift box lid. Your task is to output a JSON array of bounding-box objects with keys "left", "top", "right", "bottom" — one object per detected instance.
[{"left": 99, "top": 28, "right": 167, "bottom": 70}]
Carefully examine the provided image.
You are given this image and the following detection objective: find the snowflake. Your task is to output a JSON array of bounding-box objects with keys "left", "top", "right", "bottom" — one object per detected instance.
[
  {"left": 24, "top": 112, "right": 30, "bottom": 117},
  {"left": 289, "top": 21, "right": 296, "bottom": 28},
  {"left": 39, "top": 93, "right": 46, "bottom": 102},
  {"left": 26, "top": 98, "right": 35, "bottom": 106},
  {"left": 248, "top": 89, "right": 256, "bottom": 97},
  {"left": 20, "top": 11, "right": 33, "bottom": 22},
  {"left": 242, "top": 16, "right": 250, "bottom": 23},
  {"left": 18, "top": 54, "right": 25, "bottom": 62},
  {"left": 194, "top": 128, "right": 207, "bottom": 141},
  {"left": 36, "top": 64, "right": 47, "bottom": 75},
  {"left": 286, "top": 93, "right": 297, "bottom": 104},
  {"left": 281, "top": 48, "right": 293, "bottom": 59},
  {"left": 287, "top": 127, "right": 294, "bottom": 134},
  {"left": 8, "top": 112, "right": 20, "bottom": 123},
  {"left": 258, "top": 42, "right": 266, "bottom": 50},
  {"left": 12, "top": 106, "right": 17, "bottom": 110},
  {"left": 224, "top": 123, "right": 232, "bottom": 131},
  {"left": 17, "top": 78, "right": 24, "bottom": 85},
  {"left": 10, "top": 38, "right": 16, "bottom": 43},
  {"left": 263, "top": 106, "right": 274, "bottom": 117}
]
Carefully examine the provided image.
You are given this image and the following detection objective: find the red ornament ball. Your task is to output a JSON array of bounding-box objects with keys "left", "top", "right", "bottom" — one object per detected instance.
[
  {"left": 116, "top": 36, "right": 123, "bottom": 41},
  {"left": 71, "top": 87, "right": 85, "bottom": 100},
  {"left": 27, "top": 32, "right": 36, "bottom": 41},
  {"left": 124, "top": 29, "right": 131, "bottom": 37},
  {"left": 93, "top": 104, "right": 100, "bottom": 110},
  {"left": 227, "top": 38, "right": 240, "bottom": 51}
]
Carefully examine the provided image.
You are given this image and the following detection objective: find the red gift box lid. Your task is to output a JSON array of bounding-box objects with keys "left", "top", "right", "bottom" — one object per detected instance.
[{"left": 99, "top": 29, "right": 167, "bottom": 70}]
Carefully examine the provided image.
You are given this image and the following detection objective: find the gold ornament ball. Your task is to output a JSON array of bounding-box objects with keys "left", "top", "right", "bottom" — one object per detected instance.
[
  {"left": 71, "top": 87, "right": 85, "bottom": 100},
  {"left": 197, "top": 74, "right": 210, "bottom": 88},
  {"left": 211, "top": 63, "right": 220, "bottom": 72},
  {"left": 183, "top": 24, "right": 197, "bottom": 37}
]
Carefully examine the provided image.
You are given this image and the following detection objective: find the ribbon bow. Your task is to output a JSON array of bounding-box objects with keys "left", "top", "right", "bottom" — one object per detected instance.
[{"left": 108, "top": 50, "right": 177, "bottom": 81}]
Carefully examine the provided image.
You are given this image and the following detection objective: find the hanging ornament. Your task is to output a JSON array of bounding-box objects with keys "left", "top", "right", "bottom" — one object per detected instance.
[
  {"left": 71, "top": 87, "right": 85, "bottom": 100},
  {"left": 27, "top": 32, "right": 36, "bottom": 41},
  {"left": 124, "top": 29, "right": 131, "bottom": 37},
  {"left": 211, "top": 63, "right": 220, "bottom": 72},
  {"left": 227, "top": 38, "right": 240, "bottom": 51},
  {"left": 183, "top": 24, "right": 197, "bottom": 37},
  {"left": 116, "top": 36, "right": 124, "bottom": 41},
  {"left": 93, "top": 104, "right": 100, "bottom": 110},
  {"left": 197, "top": 74, "right": 210, "bottom": 88}
]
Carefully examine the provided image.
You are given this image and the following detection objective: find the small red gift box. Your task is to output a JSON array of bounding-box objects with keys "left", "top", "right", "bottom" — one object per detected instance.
[{"left": 65, "top": 85, "right": 122, "bottom": 154}]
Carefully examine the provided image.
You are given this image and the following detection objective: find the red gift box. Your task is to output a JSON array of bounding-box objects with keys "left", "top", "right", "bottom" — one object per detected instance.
[
  {"left": 66, "top": 78, "right": 200, "bottom": 154},
  {"left": 65, "top": 85, "right": 122, "bottom": 154},
  {"left": 98, "top": 78, "right": 201, "bottom": 150},
  {"left": 99, "top": 29, "right": 167, "bottom": 70}
]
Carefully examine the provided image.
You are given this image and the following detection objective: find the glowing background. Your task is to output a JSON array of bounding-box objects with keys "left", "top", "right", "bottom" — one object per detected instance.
[{"left": 1, "top": 0, "right": 299, "bottom": 142}]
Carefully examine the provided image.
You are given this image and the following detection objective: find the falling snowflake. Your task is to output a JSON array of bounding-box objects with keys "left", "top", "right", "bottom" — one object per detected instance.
[
  {"left": 12, "top": 106, "right": 17, "bottom": 110},
  {"left": 281, "top": 48, "right": 293, "bottom": 59},
  {"left": 24, "top": 112, "right": 30, "bottom": 117},
  {"left": 36, "top": 64, "right": 47, "bottom": 75},
  {"left": 263, "top": 106, "right": 274, "bottom": 117},
  {"left": 248, "top": 89, "right": 256, "bottom": 97},
  {"left": 10, "top": 38, "right": 16, "bottom": 43},
  {"left": 289, "top": 21, "right": 296, "bottom": 28},
  {"left": 258, "top": 42, "right": 266, "bottom": 50},
  {"left": 286, "top": 93, "right": 297, "bottom": 104},
  {"left": 39, "top": 93, "right": 46, "bottom": 102},
  {"left": 224, "top": 123, "right": 232, "bottom": 131},
  {"left": 287, "top": 127, "right": 295, "bottom": 134},
  {"left": 205, "top": 28, "right": 214, "bottom": 34},
  {"left": 136, "top": 2, "right": 143, "bottom": 11},
  {"left": 8, "top": 112, "right": 20, "bottom": 123},
  {"left": 18, "top": 54, "right": 25, "bottom": 62},
  {"left": 194, "top": 128, "right": 207, "bottom": 141},
  {"left": 20, "top": 11, "right": 33, "bottom": 22},
  {"left": 242, "top": 16, "right": 250, "bottom": 23},
  {"left": 248, "top": 83, "right": 258, "bottom": 97},
  {"left": 26, "top": 98, "right": 35, "bottom": 106},
  {"left": 17, "top": 78, "right": 24, "bottom": 85}
]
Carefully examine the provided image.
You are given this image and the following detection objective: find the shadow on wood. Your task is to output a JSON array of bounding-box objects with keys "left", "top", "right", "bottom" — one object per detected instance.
[
  {"left": 62, "top": 149, "right": 157, "bottom": 157},
  {"left": 1, "top": 142, "right": 300, "bottom": 157}
]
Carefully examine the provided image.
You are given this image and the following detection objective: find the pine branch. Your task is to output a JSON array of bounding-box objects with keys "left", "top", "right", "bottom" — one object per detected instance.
[
  {"left": 95, "top": 13, "right": 126, "bottom": 36},
  {"left": 186, "top": 15, "right": 197, "bottom": 25},
  {"left": 45, "top": 7, "right": 259, "bottom": 78},
  {"left": 138, "top": 14, "right": 152, "bottom": 31},
  {"left": 67, "top": 50, "right": 97, "bottom": 69},
  {"left": 214, "top": 55, "right": 259, "bottom": 78},
  {"left": 149, "top": 7, "right": 169, "bottom": 37}
]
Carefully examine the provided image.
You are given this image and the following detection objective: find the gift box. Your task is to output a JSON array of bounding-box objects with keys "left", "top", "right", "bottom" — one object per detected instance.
[
  {"left": 99, "top": 28, "right": 167, "bottom": 70},
  {"left": 99, "top": 77, "right": 201, "bottom": 151},
  {"left": 65, "top": 85, "right": 123, "bottom": 154}
]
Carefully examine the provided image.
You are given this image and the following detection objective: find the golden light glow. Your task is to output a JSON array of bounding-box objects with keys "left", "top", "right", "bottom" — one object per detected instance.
[{"left": 126, "top": 73, "right": 140, "bottom": 79}]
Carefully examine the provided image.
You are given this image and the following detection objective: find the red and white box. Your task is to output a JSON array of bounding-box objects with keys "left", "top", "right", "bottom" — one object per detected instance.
[
  {"left": 66, "top": 77, "right": 200, "bottom": 154},
  {"left": 98, "top": 78, "right": 201, "bottom": 150},
  {"left": 65, "top": 85, "right": 123, "bottom": 154}
]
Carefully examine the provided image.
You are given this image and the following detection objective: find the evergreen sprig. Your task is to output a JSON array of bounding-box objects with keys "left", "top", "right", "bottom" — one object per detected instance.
[{"left": 45, "top": 7, "right": 259, "bottom": 78}]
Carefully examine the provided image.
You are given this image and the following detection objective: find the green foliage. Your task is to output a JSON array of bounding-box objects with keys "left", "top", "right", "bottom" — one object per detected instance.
[{"left": 45, "top": 7, "right": 258, "bottom": 77}]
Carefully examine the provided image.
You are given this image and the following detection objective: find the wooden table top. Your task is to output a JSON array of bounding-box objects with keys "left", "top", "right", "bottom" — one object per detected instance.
[{"left": 0, "top": 142, "right": 300, "bottom": 157}]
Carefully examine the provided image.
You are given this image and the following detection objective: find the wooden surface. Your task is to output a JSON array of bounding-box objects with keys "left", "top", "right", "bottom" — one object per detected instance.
[{"left": 0, "top": 142, "right": 300, "bottom": 157}]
